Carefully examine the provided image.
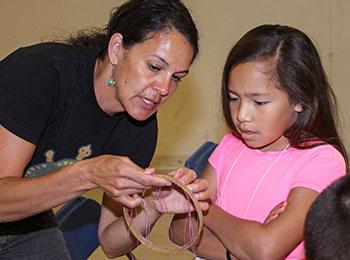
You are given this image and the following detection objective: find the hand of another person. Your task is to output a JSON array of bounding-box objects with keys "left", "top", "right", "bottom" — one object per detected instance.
[
  {"left": 75, "top": 155, "right": 171, "bottom": 208},
  {"left": 263, "top": 201, "right": 288, "bottom": 225},
  {"left": 146, "top": 167, "right": 211, "bottom": 214}
]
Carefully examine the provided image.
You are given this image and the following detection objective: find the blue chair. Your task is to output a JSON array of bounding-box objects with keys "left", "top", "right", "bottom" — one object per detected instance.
[
  {"left": 185, "top": 141, "right": 218, "bottom": 177},
  {"left": 55, "top": 196, "right": 101, "bottom": 260}
]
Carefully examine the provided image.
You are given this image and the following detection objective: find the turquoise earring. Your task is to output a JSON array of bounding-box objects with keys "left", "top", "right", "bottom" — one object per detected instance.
[
  {"left": 106, "top": 79, "right": 115, "bottom": 87},
  {"left": 107, "top": 65, "right": 116, "bottom": 87}
]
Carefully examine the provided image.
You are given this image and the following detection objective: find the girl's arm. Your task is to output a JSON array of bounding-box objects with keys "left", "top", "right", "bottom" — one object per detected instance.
[
  {"left": 171, "top": 163, "right": 319, "bottom": 260},
  {"left": 98, "top": 168, "right": 210, "bottom": 258},
  {"left": 172, "top": 215, "right": 239, "bottom": 260},
  {"left": 204, "top": 186, "right": 318, "bottom": 260},
  {"left": 171, "top": 163, "right": 230, "bottom": 259}
]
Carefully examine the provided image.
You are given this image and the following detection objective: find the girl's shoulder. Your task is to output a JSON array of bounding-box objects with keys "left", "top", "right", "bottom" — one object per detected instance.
[
  {"left": 220, "top": 133, "right": 243, "bottom": 146},
  {"left": 214, "top": 134, "right": 247, "bottom": 157},
  {"left": 290, "top": 143, "right": 344, "bottom": 162},
  {"left": 290, "top": 144, "right": 346, "bottom": 192},
  {"left": 216, "top": 133, "right": 246, "bottom": 151}
]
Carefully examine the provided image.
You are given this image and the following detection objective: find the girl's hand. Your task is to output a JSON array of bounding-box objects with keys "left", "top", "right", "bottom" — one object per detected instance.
[
  {"left": 264, "top": 201, "right": 288, "bottom": 225},
  {"left": 146, "top": 168, "right": 211, "bottom": 214}
]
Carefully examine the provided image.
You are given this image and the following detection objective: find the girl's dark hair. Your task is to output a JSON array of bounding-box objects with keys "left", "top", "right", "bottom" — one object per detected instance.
[
  {"left": 67, "top": 0, "right": 198, "bottom": 61},
  {"left": 221, "top": 24, "right": 348, "bottom": 168}
]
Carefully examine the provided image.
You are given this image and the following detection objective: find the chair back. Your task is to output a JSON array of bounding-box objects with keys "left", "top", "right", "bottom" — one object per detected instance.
[
  {"left": 55, "top": 196, "right": 101, "bottom": 260},
  {"left": 185, "top": 141, "right": 218, "bottom": 177}
]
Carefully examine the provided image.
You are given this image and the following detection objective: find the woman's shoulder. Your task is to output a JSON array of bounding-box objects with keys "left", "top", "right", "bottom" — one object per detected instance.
[{"left": 1, "top": 42, "right": 98, "bottom": 66}]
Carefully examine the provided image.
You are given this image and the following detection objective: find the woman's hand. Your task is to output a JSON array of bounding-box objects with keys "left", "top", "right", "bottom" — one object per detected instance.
[
  {"left": 146, "top": 167, "right": 211, "bottom": 214},
  {"left": 74, "top": 155, "right": 171, "bottom": 208},
  {"left": 263, "top": 201, "right": 287, "bottom": 225}
]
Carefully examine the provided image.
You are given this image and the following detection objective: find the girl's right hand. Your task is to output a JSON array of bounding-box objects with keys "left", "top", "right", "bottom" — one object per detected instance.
[
  {"left": 264, "top": 201, "right": 288, "bottom": 225},
  {"left": 144, "top": 168, "right": 210, "bottom": 215},
  {"left": 74, "top": 155, "right": 171, "bottom": 208}
]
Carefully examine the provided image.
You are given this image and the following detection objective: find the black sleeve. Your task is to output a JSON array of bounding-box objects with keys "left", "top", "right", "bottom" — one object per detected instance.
[
  {"left": 103, "top": 114, "right": 158, "bottom": 169},
  {"left": 0, "top": 53, "right": 60, "bottom": 144}
]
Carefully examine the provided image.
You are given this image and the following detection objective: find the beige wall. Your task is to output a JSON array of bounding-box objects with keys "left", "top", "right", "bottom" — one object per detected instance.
[{"left": 1, "top": 0, "right": 350, "bottom": 172}]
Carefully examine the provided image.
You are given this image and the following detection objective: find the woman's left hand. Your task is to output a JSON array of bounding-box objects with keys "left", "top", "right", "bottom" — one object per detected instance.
[{"left": 146, "top": 167, "right": 211, "bottom": 214}]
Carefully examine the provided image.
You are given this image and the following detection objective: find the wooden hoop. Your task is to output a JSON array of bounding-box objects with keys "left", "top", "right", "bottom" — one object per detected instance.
[{"left": 123, "top": 174, "right": 203, "bottom": 254}]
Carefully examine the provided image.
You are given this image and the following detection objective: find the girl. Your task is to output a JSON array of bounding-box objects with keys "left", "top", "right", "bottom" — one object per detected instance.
[{"left": 171, "top": 24, "right": 348, "bottom": 260}]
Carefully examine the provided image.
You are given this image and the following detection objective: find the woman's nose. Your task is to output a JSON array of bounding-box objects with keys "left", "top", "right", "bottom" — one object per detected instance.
[{"left": 153, "top": 76, "right": 172, "bottom": 96}]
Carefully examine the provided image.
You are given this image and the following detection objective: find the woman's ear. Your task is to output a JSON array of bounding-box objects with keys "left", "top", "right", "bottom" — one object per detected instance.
[
  {"left": 107, "top": 33, "right": 123, "bottom": 65},
  {"left": 294, "top": 103, "right": 302, "bottom": 113}
]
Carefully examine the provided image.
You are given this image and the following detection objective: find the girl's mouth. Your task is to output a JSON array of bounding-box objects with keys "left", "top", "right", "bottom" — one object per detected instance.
[{"left": 240, "top": 130, "right": 257, "bottom": 140}]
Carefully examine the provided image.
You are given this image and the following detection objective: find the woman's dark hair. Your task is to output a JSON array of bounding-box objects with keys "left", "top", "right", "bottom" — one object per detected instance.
[
  {"left": 221, "top": 24, "right": 348, "bottom": 168},
  {"left": 67, "top": 0, "right": 198, "bottom": 61}
]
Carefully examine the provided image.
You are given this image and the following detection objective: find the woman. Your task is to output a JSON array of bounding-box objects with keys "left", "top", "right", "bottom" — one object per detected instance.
[{"left": 0, "top": 0, "right": 210, "bottom": 259}]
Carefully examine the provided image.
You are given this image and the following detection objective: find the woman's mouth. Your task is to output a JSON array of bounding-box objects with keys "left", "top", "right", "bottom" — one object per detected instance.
[{"left": 142, "top": 97, "right": 155, "bottom": 105}]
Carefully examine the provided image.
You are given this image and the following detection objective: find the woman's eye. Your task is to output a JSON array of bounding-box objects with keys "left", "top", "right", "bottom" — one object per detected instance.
[
  {"left": 149, "top": 64, "right": 160, "bottom": 72},
  {"left": 172, "top": 75, "right": 182, "bottom": 82}
]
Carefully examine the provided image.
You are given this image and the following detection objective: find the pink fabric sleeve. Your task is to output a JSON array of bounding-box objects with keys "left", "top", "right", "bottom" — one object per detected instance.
[
  {"left": 292, "top": 147, "right": 346, "bottom": 192},
  {"left": 208, "top": 134, "right": 229, "bottom": 170}
]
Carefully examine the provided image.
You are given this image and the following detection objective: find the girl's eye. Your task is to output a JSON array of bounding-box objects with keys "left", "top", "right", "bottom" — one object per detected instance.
[
  {"left": 228, "top": 94, "right": 238, "bottom": 102},
  {"left": 255, "top": 101, "right": 268, "bottom": 105}
]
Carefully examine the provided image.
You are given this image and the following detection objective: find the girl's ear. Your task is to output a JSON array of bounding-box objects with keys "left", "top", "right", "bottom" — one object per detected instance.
[
  {"left": 294, "top": 103, "right": 302, "bottom": 113},
  {"left": 107, "top": 33, "right": 124, "bottom": 65}
]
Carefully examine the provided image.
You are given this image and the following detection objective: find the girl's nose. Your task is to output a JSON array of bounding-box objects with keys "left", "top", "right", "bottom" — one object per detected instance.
[{"left": 236, "top": 103, "right": 252, "bottom": 123}]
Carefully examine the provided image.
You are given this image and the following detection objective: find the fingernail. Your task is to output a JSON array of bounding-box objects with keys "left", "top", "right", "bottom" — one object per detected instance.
[{"left": 272, "top": 212, "right": 277, "bottom": 216}]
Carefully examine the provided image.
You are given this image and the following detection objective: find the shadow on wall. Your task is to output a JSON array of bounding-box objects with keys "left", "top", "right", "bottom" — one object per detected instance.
[{"left": 154, "top": 75, "right": 204, "bottom": 167}]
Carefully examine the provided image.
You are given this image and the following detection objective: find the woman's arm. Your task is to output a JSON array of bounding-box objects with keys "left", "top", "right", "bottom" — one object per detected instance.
[
  {"left": 0, "top": 124, "right": 82, "bottom": 222},
  {"left": 0, "top": 125, "right": 171, "bottom": 222}
]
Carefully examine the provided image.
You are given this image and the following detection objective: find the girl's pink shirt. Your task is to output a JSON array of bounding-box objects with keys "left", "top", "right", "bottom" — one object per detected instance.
[{"left": 209, "top": 134, "right": 346, "bottom": 260}]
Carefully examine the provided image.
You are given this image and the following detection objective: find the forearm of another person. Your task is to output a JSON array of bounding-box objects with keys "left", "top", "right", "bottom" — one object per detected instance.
[{"left": 98, "top": 193, "right": 163, "bottom": 258}]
